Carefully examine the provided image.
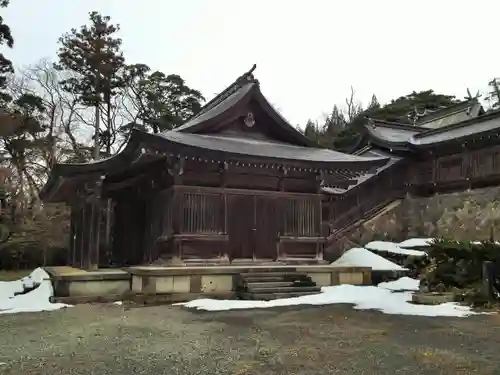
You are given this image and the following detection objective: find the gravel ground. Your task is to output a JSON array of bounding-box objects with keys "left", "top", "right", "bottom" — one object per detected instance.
[{"left": 1, "top": 303, "right": 500, "bottom": 375}]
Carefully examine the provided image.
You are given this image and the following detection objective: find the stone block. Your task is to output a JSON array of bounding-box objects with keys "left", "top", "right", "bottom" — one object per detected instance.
[
  {"left": 307, "top": 272, "right": 331, "bottom": 286},
  {"left": 200, "top": 275, "right": 233, "bottom": 293},
  {"left": 172, "top": 275, "right": 191, "bottom": 293},
  {"left": 68, "top": 279, "right": 129, "bottom": 297},
  {"left": 131, "top": 275, "right": 142, "bottom": 293},
  {"left": 339, "top": 272, "right": 364, "bottom": 285}
]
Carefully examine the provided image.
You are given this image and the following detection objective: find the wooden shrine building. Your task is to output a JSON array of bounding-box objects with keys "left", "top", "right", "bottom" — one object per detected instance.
[
  {"left": 322, "top": 97, "right": 500, "bottom": 252},
  {"left": 40, "top": 65, "right": 388, "bottom": 269}
]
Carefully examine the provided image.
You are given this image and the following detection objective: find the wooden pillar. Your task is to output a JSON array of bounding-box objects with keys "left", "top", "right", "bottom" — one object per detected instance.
[
  {"left": 80, "top": 202, "right": 91, "bottom": 269},
  {"left": 167, "top": 156, "right": 184, "bottom": 262},
  {"left": 74, "top": 204, "right": 84, "bottom": 268},
  {"left": 316, "top": 195, "right": 323, "bottom": 260},
  {"left": 68, "top": 206, "right": 77, "bottom": 266},
  {"left": 88, "top": 199, "right": 101, "bottom": 270},
  {"left": 110, "top": 196, "right": 128, "bottom": 266}
]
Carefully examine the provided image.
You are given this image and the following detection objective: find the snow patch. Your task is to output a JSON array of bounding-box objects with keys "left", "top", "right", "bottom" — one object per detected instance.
[
  {"left": 0, "top": 268, "right": 70, "bottom": 315},
  {"left": 398, "top": 238, "right": 434, "bottom": 248},
  {"left": 180, "top": 280, "right": 477, "bottom": 317},
  {"left": 365, "top": 241, "right": 427, "bottom": 257},
  {"left": 378, "top": 277, "right": 420, "bottom": 291},
  {"left": 331, "top": 247, "right": 407, "bottom": 271}
]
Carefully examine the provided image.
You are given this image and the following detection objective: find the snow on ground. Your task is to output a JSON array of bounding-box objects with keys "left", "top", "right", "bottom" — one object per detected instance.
[
  {"left": 378, "top": 277, "right": 420, "bottom": 291},
  {"left": 180, "top": 279, "right": 477, "bottom": 317},
  {"left": 180, "top": 238, "right": 483, "bottom": 317},
  {"left": 330, "top": 247, "right": 407, "bottom": 271},
  {"left": 365, "top": 241, "right": 427, "bottom": 257},
  {"left": 0, "top": 268, "right": 70, "bottom": 315}
]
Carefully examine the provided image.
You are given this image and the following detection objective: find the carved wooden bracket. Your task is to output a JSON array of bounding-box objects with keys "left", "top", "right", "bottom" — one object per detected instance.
[
  {"left": 166, "top": 155, "right": 185, "bottom": 177},
  {"left": 278, "top": 167, "right": 288, "bottom": 191}
]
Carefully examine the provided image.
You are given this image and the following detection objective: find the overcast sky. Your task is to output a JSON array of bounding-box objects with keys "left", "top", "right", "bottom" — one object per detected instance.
[{"left": 3, "top": 0, "right": 500, "bottom": 126}]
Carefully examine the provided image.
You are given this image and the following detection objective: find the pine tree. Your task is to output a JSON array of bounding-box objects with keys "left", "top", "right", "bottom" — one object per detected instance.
[
  {"left": 367, "top": 94, "right": 380, "bottom": 110},
  {"left": 122, "top": 64, "right": 205, "bottom": 133},
  {"left": 0, "top": 0, "right": 14, "bottom": 102},
  {"left": 486, "top": 78, "right": 500, "bottom": 109},
  {"left": 55, "top": 11, "right": 125, "bottom": 159}
]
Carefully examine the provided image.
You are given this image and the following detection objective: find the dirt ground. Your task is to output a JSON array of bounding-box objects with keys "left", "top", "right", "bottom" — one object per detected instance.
[{"left": 1, "top": 303, "right": 500, "bottom": 375}]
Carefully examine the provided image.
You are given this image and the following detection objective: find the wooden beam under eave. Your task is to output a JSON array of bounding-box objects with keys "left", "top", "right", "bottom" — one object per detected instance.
[
  {"left": 322, "top": 173, "right": 357, "bottom": 188},
  {"left": 102, "top": 174, "right": 148, "bottom": 195}
]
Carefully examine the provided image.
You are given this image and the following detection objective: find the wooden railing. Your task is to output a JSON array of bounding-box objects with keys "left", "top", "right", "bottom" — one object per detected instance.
[
  {"left": 179, "top": 192, "right": 225, "bottom": 234},
  {"left": 282, "top": 197, "right": 319, "bottom": 237},
  {"left": 325, "top": 165, "right": 406, "bottom": 243}
]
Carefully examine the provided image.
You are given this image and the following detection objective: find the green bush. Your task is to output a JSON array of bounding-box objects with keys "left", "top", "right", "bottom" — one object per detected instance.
[{"left": 421, "top": 238, "right": 500, "bottom": 291}]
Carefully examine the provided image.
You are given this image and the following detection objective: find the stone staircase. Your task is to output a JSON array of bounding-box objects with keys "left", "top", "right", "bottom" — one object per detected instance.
[{"left": 236, "top": 271, "right": 321, "bottom": 300}]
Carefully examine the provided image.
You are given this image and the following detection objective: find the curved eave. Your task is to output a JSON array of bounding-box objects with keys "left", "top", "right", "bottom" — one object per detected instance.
[
  {"left": 40, "top": 134, "right": 143, "bottom": 202},
  {"left": 41, "top": 127, "right": 391, "bottom": 203},
  {"left": 408, "top": 127, "right": 500, "bottom": 150},
  {"left": 364, "top": 127, "right": 413, "bottom": 152},
  {"left": 139, "top": 131, "right": 389, "bottom": 171},
  {"left": 409, "top": 109, "right": 500, "bottom": 148}
]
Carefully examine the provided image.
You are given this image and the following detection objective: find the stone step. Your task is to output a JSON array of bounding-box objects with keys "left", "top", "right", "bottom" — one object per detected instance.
[
  {"left": 245, "top": 280, "right": 316, "bottom": 289},
  {"left": 241, "top": 276, "right": 289, "bottom": 283},
  {"left": 239, "top": 290, "right": 321, "bottom": 301},
  {"left": 247, "top": 285, "right": 321, "bottom": 294},
  {"left": 246, "top": 281, "right": 294, "bottom": 289},
  {"left": 240, "top": 272, "right": 305, "bottom": 279}
]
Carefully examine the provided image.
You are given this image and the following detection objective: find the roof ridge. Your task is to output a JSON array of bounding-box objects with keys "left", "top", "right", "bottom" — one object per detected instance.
[
  {"left": 416, "top": 98, "right": 479, "bottom": 124},
  {"left": 413, "top": 108, "right": 500, "bottom": 139},
  {"left": 366, "top": 117, "right": 425, "bottom": 131},
  {"left": 186, "top": 64, "right": 258, "bottom": 123}
]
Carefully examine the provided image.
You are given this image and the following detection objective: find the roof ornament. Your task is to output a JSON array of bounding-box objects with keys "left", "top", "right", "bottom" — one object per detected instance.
[
  {"left": 465, "top": 88, "right": 481, "bottom": 101},
  {"left": 408, "top": 106, "right": 427, "bottom": 125},
  {"left": 238, "top": 64, "right": 258, "bottom": 84},
  {"left": 367, "top": 118, "right": 376, "bottom": 128},
  {"left": 246, "top": 64, "right": 257, "bottom": 80},
  {"left": 244, "top": 112, "right": 255, "bottom": 127}
]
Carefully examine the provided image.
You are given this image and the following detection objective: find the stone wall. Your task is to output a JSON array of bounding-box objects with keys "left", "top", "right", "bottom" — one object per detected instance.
[
  {"left": 329, "top": 186, "right": 500, "bottom": 259},
  {"left": 405, "top": 187, "right": 500, "bottom": 241}
]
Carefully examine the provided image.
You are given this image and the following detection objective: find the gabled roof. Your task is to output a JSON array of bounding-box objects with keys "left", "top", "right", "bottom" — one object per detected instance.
[
  {"left": 174, "top": 64, "right": 315, "bottom": 147},
  {"left": 364, "top": 108, "right": 500, "bottom": 151},
  {"left": 40, "top": 66, "right": 391, "bottom": 202},
  {"left": 158, "top": 131, "right": 379, "bottom": 165},
  {"left": 416, "top": 99, "right": 484, "bottom": 129},
  {"left": 411, "top": 108, "right": 500, "bottom": 147},
  {"left": 364, "top": 119, "right": 425, "bottom": 150}
]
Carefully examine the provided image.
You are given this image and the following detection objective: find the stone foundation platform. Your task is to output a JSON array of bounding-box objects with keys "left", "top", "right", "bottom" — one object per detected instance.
[{"left": 46, "top": 264, "right": 372, "bottom": 305}]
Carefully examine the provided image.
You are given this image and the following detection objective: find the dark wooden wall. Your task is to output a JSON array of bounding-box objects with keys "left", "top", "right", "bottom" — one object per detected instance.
[
  {"left": 143, "top": 186, "right": 323, "bottom": 263},
  {"left": 181, "top": 159, "right": 319, "bottom": 193},
  {"left": 409, "top": 145, "right": 500, "bottom": 193}
]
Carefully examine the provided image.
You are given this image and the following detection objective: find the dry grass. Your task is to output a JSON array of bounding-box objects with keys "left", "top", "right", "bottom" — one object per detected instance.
[{"left": 413, "top": 348, "right": 477, "bottom": 374}]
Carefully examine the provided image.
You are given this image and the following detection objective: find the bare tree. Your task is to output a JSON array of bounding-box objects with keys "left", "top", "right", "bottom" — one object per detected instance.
[
  {"left": 17, "top": 59, "right": 94, "bottom": 164},
  {"left": 344, "top": 86, "right": 364, "bottom": 123}
]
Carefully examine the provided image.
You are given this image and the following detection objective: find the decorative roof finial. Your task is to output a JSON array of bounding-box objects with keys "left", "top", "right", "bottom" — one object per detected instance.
[{"left": 245, "top": 64, "right": 257, "bottom": 82}]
